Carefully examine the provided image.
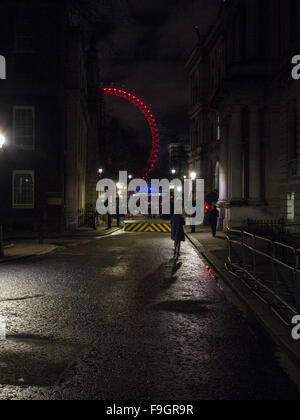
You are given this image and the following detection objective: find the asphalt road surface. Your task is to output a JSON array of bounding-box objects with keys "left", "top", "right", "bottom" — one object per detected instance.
[{"left": 0, "top": 232, "right": 299, "bottom": 400}]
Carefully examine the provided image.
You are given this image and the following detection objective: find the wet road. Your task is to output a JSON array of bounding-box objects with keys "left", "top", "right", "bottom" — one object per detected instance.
[{"left": 0, "top": 232, "right": 299, "bottom": 400}]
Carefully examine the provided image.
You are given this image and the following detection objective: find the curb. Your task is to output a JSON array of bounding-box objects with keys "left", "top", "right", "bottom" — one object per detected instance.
[
  {"left": 96, "top": 227, "right": 123, "bottom": 237},
  {"left": 185, "top": 232, "right": 300, "bottom": 370},
  {"left": 0, "top": 227, "right": 122, "bottom": 264},
  {"left": 5, "top": 226, "right": 122, "bottom": 241},
  {"left": 0, "top": 246, "right": 61, "bottom": 265}
]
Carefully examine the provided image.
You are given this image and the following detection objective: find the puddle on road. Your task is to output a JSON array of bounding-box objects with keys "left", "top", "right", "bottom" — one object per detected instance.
[
  {"left": 0, "top": 335, "right": 82, "bottom": 386},
  {"left": 150, "top": 299, "right": 215, "bottom": 314}
]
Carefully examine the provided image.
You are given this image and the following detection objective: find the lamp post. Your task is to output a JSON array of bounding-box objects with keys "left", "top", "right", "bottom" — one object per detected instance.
[
  {"left": 116, "top": 183, "right": 125, "bottom": 228},
  {"left": 190, "top": 172, "right": 197, "bottom": 233}
]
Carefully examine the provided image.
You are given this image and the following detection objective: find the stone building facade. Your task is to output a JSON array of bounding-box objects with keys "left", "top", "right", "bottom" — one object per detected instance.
[
  {"left": 0, "top": 0, "right": 102, "bottom": 232},
  {"left": 186, "top": 0, "right": 300, "bottom": 229}
]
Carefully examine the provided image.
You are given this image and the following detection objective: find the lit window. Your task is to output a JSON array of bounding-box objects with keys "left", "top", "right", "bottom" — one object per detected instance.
[
  {"left": 217, "top": 115, "right": 221, "bottom": 141},
  {"left": 287, "top": 192, "right": 295, "bottom": 222},
  {"left": 13, "top": 171, "right": 34, "bottom": 208},
  {"left": 13, "top": 107, "right": 35, "bottom": 150},
  {"left": 215, "top": 162, "right": 220, "bottom": 191}
]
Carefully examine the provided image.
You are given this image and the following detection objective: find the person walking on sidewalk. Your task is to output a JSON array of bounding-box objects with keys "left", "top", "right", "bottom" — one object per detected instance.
[
  {"left": 171, "top": 214, "right": 185, "bottom": 258},
  {"left": 209, "top": 205, "right": 220, "bottom": 237}
]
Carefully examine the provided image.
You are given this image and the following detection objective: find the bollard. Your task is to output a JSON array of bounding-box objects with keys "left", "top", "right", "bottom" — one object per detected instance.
[
  {"left": 0, "top": 225, "right": 4, "bottom": 258},
  {"left": 108, "top": 214, "right": 112, "bottom": 229}
]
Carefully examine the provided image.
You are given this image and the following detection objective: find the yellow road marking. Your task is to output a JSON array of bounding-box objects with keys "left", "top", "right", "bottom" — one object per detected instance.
[
  {"left": 151, "top": 224, "right": 161, "bottom": 232},
  {"left": 125, "top": 223, "right": 172, "bottom": 232},
  {"left": 144, "top": 226, "right": 155, "bottom": 232},
  {"left": 157, "top": 224, "right": 167, "bottom": 233},
  {"left": 132, "top": 224, "right": 142, "bottom": 232}
]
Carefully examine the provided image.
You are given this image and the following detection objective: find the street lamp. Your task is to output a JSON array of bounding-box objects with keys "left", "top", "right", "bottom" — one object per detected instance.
[
  {"left": 190, "top": 171, "right": 197, "bottom": 181},
  {"left": 0, "top": 134, "right": 6, "bottom": 149},
  {"left": 98, "top": 168, "right": 103, "bottom": 175},
  {"left": 171, "top": 169, "right": 176, "bottom": 175},
  {"left": 128, "top": 175, "right": 132, "bottom": 180}
]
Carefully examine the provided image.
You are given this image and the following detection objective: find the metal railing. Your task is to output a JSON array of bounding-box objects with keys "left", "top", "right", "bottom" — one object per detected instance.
[
  {"left": 248, "top": 218, "right": 300, "bottom": 243},
  {"left": 226, "top": 228, "right": 300, "bottom": 317},
  {"left": 247, "top": 218, "right": 285, "bottom": 238}
]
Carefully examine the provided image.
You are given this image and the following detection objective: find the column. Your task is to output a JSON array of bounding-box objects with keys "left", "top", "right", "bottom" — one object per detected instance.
[
  {"left": 219, "top": 118, "right": 228, "bottom": 202},
  {"left": 229, "top": 110, "right": 243, "bottom": 202},
  {"left": 248, "top": 106, "right": 262, "bottom": 204}
]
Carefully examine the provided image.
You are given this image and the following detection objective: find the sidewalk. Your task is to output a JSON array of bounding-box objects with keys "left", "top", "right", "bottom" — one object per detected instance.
[
  {"left": 5, "top": 220, "right": 121, "bottom": 240},
  {"left": 0, "top": 224, "right": 122, "bottom": 264},
  {"left": 187, "top": 226, "right": 228, "bottom": 261},
  {"left": 185, "top": 225, "right": 300, "bottom": 369}
]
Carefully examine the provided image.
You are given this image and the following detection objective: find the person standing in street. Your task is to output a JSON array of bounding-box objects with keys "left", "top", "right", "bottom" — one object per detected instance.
[
  {"left": 209, "top": 205, "right": 220, "bottom": 237},
  {"left": 171, "top": 214, "right": 185, "bottom": 258}
]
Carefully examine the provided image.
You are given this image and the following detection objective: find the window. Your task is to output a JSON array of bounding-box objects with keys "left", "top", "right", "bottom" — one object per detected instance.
[
  {"left": 287, "top": 193, "right": 295, "bottom": 222},
  {"left": 217, "top": 115, "right": 221, "bottom": 141},
  {"left": 214, "top": 162, "right": 220, "bottom": 191},
  {"left": 13, "top": 171, "right": 35, "bottom": 208},
  {"left": 13, "top": 107, "right": 35, "bottom": 150}
]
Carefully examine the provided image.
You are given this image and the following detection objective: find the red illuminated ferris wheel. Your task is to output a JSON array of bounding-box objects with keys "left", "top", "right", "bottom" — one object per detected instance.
[{"left": 101, "top": 86, "right": 160, "bottom": 178}]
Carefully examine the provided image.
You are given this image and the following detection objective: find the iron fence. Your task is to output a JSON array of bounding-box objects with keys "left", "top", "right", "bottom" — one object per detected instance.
[
  {"left": 226, "top": 228, "right": 300, "bottom": 319},
  {"left": 247, "top": 218, "right": 285, "bottom": 238},
  {"left": 248, "top": 218, "right": 300, "bottom": 245}
]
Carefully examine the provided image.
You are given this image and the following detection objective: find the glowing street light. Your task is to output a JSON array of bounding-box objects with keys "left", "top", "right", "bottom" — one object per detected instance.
[
  {"left": 190, "top": 172, "right": 197, "bottom": 181},
  {"left": 128, "top": 175, "right": 132, "bottom": 180},
  {"left": 98, "top": 168, "right": 103, "bottom": 175},
  {"left": 171, "top": 169, "right": 176, "bottom": 175},
  {"left": 0, "top": 134, "right": 5, "bottom": 149}
]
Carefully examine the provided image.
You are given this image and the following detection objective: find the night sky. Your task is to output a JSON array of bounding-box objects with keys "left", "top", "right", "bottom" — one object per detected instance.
[{"left": 93, "top": 0, "right": 220, "bottom": 172}]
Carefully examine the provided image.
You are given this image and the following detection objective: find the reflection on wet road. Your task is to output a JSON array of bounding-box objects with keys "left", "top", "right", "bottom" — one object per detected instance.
[{"left": 0, "top": 232, "right": 299, "bottom": 400}]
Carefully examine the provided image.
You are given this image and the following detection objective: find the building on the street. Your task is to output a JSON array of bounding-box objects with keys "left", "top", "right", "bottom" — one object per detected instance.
[
  {"left": 186, "top": 0, "right": 300, "bottom": 229},
  {"left": 168, "top": 136, "right": 190, "bottom": 178},
  {"left": 0, "top": 0, "right": 102, "bottom": 232}
]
